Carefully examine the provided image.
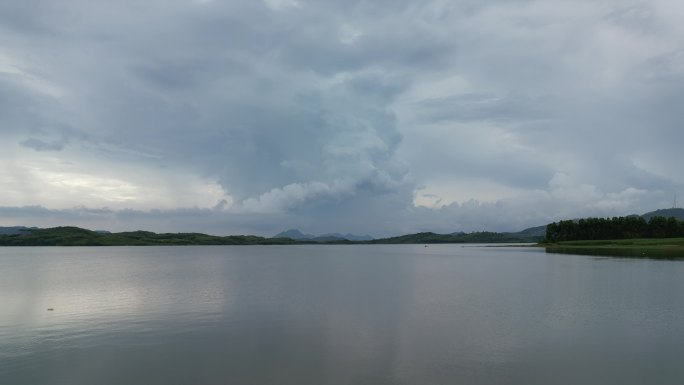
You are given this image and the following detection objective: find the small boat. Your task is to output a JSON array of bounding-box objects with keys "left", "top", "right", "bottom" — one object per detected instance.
[{"left": 47, "top": 308, "right": 54, "bottom": 311}]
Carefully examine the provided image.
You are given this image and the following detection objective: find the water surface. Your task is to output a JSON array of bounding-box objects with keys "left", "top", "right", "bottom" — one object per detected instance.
[{"left": 2, "top": 245, "right": 684, "bottom": 384}]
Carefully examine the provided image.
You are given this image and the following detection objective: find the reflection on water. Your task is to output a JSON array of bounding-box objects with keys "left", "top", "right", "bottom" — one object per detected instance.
[{"left": 2, "top": 245, "right": 684, "bottom": 385}]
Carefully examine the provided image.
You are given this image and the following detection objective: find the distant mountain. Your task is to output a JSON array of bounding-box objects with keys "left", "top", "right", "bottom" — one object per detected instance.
[
  {"left": 319, "top": 233, "right": 374, "bottom": 241},
  {"left": 0, "top": 226, "right": 35, "bottom": 235},
  {"left": 509, "top": 225, "right": 547, "bottom": 238},
  {"left": 310, "top": 235, "right": 347, "bottom": 242},
  {"left": 641, "top": 208, "right": 684, "bottom": 221},
  {"left": 273, "top": 229, "right": 315, "bottom": 240},
  {"left": 273, "top": 229, "right": 374, "bottom": 242}
]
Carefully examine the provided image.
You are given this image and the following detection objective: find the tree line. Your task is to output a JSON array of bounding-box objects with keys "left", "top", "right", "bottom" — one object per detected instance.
[{"left": 545, "top": 216, "right": 684, "bottom": 242}]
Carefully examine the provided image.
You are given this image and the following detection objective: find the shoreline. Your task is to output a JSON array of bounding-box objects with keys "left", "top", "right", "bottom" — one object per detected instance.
[
  {"left": 541, "top": 238, "right": 684, "bottom": 258},
  {"left": 540, "top": 237, "right": 684, "bottom": 250}
]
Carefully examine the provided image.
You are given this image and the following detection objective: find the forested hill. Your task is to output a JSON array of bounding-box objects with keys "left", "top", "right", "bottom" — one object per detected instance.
[
  {"left": 0, "top": 227, "right": 298, "bottom": 246},
  {"left": 544, "top": 216, "right": 684, "bottom": 243}
]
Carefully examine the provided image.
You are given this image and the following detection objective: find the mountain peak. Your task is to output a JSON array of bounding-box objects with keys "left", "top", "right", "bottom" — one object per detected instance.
[{"left": 273, "top": 229, "right": 315, "bottom": 240}]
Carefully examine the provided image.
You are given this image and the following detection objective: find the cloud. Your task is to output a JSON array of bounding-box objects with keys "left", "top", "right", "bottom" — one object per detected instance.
[
  {"left": 20, "top": 138, "right": 65, "bottom": 151},
  {"left": 263, "top": 0, "right": 300, "bottom": 11},
  {"left": 0, "top": 0, "right": 682, "bottom": 235},
  {"left": 240, "top": 180, "right": 353, "bottom": 214}
]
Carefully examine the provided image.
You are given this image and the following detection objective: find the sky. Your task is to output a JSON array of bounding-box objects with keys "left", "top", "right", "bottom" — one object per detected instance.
[{"left": 1, "top": 0, "right": 683, "bottom": 237}]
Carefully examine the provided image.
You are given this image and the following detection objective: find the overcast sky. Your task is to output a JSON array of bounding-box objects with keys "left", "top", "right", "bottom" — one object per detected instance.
[{"left": 1, "top": 0, "right": 682, "bottom": 236}]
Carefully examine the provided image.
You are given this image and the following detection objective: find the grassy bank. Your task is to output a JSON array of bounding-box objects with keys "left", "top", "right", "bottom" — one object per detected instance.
[
  {"left": 542, "top": 238, "right": 684, "bottom": 249},
  {"left": 542, "top": 238, "right": 684, "bottom": 259}
]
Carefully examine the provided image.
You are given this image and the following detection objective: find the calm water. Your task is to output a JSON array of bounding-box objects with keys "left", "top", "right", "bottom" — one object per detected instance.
[{"left": 2, "top": 245, "right": 684, "bottom": 385}]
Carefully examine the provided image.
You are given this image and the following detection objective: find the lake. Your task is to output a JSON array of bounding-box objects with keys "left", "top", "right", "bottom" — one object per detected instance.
[{"left": 2, "top": 245, "right": 684, "bottom": 384}]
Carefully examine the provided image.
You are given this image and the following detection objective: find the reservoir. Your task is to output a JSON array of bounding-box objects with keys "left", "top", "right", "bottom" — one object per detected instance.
[{"left": 2, "top": 245, "right": 684, "bottom": 384}]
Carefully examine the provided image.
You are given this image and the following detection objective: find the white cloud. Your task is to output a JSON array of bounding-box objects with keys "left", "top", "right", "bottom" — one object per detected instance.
[
  {"left": 0, "top": 53, "right": 64, "bottom": 98},
  {"left": 263, "top": 0, "right": 300, "bottom": 11},
  {"left": 240, "top": 180, "right": 355, "bottom": 214},
  {"left": 339, "top": 24, "right": 363, "bottom": 45}
]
